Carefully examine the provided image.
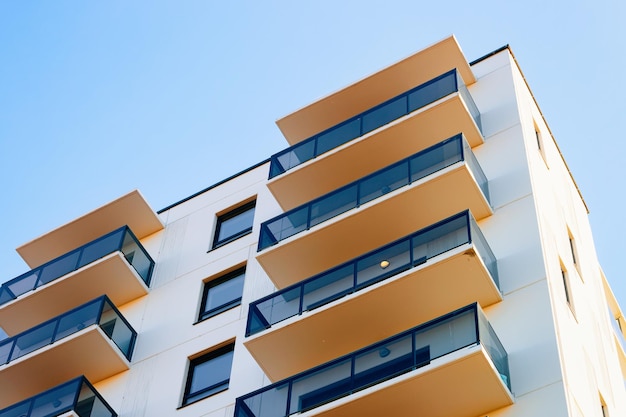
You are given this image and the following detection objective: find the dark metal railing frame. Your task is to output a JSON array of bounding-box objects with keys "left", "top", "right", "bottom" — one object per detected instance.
[
  {"left": 0, "top": 375, "right": 118, "bottom": 417},
  {"left": 248, "top": 210, "right": 499, "bottom": 336},
  {"left": 0, "top": 295, "right": 137, "bottom": 365},
  {"left": 0, "top": 226, "right": 154, "bottom": 306},
  {"left": 268, "top": 68, "right": 481, "bottom": 179},
  {"left": 236, "top": 303, "right": 509, "bottom": 417}
]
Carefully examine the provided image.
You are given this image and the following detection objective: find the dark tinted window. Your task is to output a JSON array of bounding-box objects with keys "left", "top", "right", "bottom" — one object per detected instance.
[
  {"left": 199, "top": 268, "right": 245, "bottom": 321},
  {"left": 213, "top": 201, "right": 256, "bottom": 248},
  {"left": 183, "top": 344, "right": 235, "bottom": 406}
]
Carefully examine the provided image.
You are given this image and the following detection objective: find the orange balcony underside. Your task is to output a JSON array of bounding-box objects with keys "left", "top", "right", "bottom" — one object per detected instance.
[
  {"left": 269, "top": 94, "right": 482, "bottom": 211},
  {"left": 304, "top": 347, "right": 513, "bottom": 417},
  {"left": 0, "top": 327, "right": 129, "bottom": 409},
  {"left": 257, "top": 163, "right": 492, "bottom": 289},
  {"left": 17, "top": 190, "right": 163, "bottom": 268},
  {"left": 0, "top": 253, "right": 147, "bottom": 336},
  {"left": 246, "top": 246, "right": 501, "bottom": 381},
  {"left": 276, "top": 36, "right": 475, "bottom": 145}
]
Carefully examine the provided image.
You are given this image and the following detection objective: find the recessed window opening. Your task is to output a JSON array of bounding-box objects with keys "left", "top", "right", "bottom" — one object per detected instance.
[
  {"left": 568, "top": 230, "right": 578, "bottom": 266},
  {"left": 534, "top": 121, "right": 548, "bottom": 166},
  {"left": 561, "top": 268, "right": 571, "bottom": 305},
  {"left": 182, "top": 342, "right": 235, "bottom": 406},
  {"left": 600, "top": 394, "right": 609, "bottom": 417},
  {"left": 198, "top": 267, "right": 246, "bottom": 322},
  {"left": 212, "top": 200, "right": 256, "bottom": 249},
  {"left": 560, "top": 262, "right": 575, "bottom": 315}
]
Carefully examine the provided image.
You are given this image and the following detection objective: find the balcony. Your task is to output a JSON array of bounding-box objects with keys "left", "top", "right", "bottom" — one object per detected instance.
[
  {"left": 276, "top": 36, "right": 475, "bottom": 145},
  {"left": 0, "top": 376, "right": 117, "bottom": 417},
  {"left": 0, "top": 226, "right": 153, "bottom": 336},
  {"left": 246, "top": 211, "right": 500, "bottom": 381},
  {"left": 0, "top": 296, "right": 135, "bottom": 408},
  {"left": 17, "top": 190, "right": 162, "bottom": 269},
  {"left": 257, "top": 134, "right": 491, "bottom": 288},
  {"left": 268, "top": 69, "right": 482, "bottom": 210},
  {"left": 236, "top": 304, "right": 513, "bottom": 417}
]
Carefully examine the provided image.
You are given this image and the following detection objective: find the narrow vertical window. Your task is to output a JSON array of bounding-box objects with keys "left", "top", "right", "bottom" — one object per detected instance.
[
  {"left": 560, "top": 263, "right": 575, "bottom": 316},
  {"left": 568, "top": 231, "right": 578, "bottom": 266},
  {"left": 600, "top": 395, "right": 609, "bottom": 417},
  {"left": 561, "top": 268, "right": 571, "bottom": 305},
  {"left": 535, "top": 128, "right": 542, "bottom": 151},
  {"left": 534, "top": 121, "right": 548, "bottom": 166}
]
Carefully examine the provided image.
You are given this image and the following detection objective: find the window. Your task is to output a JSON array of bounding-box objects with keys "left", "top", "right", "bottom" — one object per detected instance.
[
  {"left": 560, "top": 265, "right": 575, "bottom": 314},
  {"left": 535, "top": 127, "right": 542, "bottom": 150},
  {"left": 182, "top": 343, "right": 235, "bottom": 406},
  {"left": 198, "top": 267, "right": 245, "bottom": 321},
  {"left": 534, "top": 121, "right": 548, "bottom": 166},
  {"left": 601, "top": 404, "right": 609, "bottom": 417},
  {"left": 568, "top": 230, "right": 578, "bottom": 266},
  {"left": 212, "top": 200, "right": 256, "bottom": 249},
  {"left": 600, "top": 394, "right": 609, "bottom": 417},
  {"left": 561, "top": 267, "right": 571, "bottom": 305}
]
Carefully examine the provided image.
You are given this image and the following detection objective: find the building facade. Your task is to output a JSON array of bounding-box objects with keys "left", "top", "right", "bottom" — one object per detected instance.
[{"left": 1, "top": 36, "right": 625, "bottom": 417}]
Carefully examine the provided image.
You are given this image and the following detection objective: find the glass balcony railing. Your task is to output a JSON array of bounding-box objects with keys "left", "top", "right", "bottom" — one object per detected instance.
[
  {"left": 236, "top": 303, "right": 510, "bottom": 417},
  {"left": 0, "top": 295, "right": 136, "bottom": 365},
  {"left": 0, "top": 376, "right": 117, "bottom": 417},
  {"left": 0, "top": 226, "right": 154, "bottom": 306},
  {"left": 248, "top": 210, "right": 497, "bottom": 336},
  {"left": 269, "top": 69, "right": 481, "bottom": 179},
  {"left": 259, "top": 134, "right": 489, "bottom": 251}
]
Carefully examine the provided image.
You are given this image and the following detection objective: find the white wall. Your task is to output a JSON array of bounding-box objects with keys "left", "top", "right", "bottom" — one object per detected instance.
[
  {"left": 473, "top": 48, "right": 626, "bottom": 417},
  {"left": 93, "top": 162, "right": 284, "bottom": 417}
]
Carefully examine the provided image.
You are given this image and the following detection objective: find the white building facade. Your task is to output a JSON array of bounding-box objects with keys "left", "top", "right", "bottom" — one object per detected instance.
[{"left": 1, "top": 36, "right": 625, "bottom": 417}]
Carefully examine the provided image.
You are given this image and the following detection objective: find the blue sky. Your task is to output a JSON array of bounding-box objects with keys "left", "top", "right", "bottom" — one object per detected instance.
[{"left": 1, "top": 1, "right": 625, "bottom": 308}]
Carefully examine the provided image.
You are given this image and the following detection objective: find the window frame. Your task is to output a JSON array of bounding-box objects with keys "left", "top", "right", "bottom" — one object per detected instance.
[
  {"left": 533, "top": 121, "right": 548, "bottom": 167},
  {"left": 212, "top": 200, "right": 256, "bottom": 249},
  {"left": 197, "top": 267, "right": 246, "bottom": 322},
  {"left": 560, "top": 262, "right": 576, "bottom": 316},
  {"left": 567, "top": 229, "right": 578, "bottom": 266},
  {"left": 182, "top": 343, "right": 235, "bottom": 407}
]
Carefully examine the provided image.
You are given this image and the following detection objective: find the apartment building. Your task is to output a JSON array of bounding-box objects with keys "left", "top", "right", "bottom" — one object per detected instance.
[{"left": 1, "top": 36, "right": 625, "bottom": 417}]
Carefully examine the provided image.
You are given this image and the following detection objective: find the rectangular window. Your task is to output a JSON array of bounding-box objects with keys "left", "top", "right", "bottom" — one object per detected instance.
[
  {"left": 561, "top": 267, "right": 571, "bottom": 305},
  {"left": 212, "top": 200, "right": 256, "bottom": 249},
  {"left": 198, "top": 267, "right": 245, "bottom": 322},
  {"left": 600, "top": 394, "right": 609, "bottom": 417},
  {"left": 534, "top": 121, "right": 548, "bottom": 166},
  {"left": 183, "top": 343, "right": 235, "bottom": 406},
  {"left": 568, "top": 232, "right": 578, "bottom": 265},
  {"left": 560, "top": 264, "right": 576, "bottom": 317}
]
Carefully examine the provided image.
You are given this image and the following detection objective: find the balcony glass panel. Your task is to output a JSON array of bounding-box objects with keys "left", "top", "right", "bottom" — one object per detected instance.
[
  {"left": 0, "top": 226, "right": 154, "bottom": 307},
  {"left": 457, "top": 74, "right": 482, "bottom": 130},
  {"left": 463, "top": 139, "right": 489, "bottom": 201},
  {"left": 0, "top": 295, "right": 136, "bottom": 365},
  {"left": 407, "top": 71, "right": 456, "bottom": 112},
  {"left": 317, "top": 119, "right": 361, "bottom": 155},
  {"left": 309, "top": 185, "right": 358, "bottom": 228},
  {"left": 259, "top": 134, "right": 488, "bottom": 252},
  {"left": 269, "top": 69, "right": 481, "bottom": 179},
  {"left": 248, "top": 211, "right": 497, "bottom": 337},
  {"left": 236, "top": 304, "right": 510, "bottom": 417},
  {"left": 361, "top": 95, "right": 407, "bottom": 134},
  {"left": 0, "top": 376, "right": 117, "bottom": 417}
]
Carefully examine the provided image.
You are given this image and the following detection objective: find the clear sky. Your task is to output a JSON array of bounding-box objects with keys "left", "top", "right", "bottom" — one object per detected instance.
[{"left": 1, "top": 1, "right": 625, "bottom": 309}]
